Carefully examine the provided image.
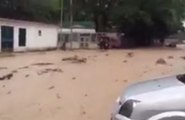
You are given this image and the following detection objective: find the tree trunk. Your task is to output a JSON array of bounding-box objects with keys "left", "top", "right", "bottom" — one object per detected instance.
[{"left": 94, "top": 12, "right": 107, "bottom": 32}]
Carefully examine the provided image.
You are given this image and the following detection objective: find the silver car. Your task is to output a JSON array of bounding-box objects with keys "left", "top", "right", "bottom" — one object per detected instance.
[{"left": 111, "top": 74, "right": 185, "bottom": 120}]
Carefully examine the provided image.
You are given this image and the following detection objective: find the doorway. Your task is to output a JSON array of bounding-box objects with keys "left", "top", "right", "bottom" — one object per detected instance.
[
  {"left": 1, "top": 26, "right": 14, "bottom": 52},
  {"left": 80, "top": 33, "right": 90, "bottom": 49},
  {"left": 19, "top": 28, "right": 26, "bottom": 46}
]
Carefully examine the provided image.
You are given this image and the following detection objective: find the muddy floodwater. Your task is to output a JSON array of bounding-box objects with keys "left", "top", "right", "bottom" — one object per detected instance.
[{"left": 0, "top": 47, "right": 185, "bottom": 120}]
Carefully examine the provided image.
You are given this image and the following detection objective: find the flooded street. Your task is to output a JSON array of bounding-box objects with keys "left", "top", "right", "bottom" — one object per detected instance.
[{"left": 0, "top": 48, "right": 185, "bottom": 120}]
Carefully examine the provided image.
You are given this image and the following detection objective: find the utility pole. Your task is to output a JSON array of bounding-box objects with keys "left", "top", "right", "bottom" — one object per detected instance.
[
  {"left": 59, "top": 0, "right": 64, "bottom": 50},
  {"left": 60, "top": 0, "right": 64, "bottom": 32},
  {"left": 70, "top": 0, "right": 73, "bottom": 49}
]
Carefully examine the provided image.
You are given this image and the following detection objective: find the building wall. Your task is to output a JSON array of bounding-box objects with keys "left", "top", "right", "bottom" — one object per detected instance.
[
  {"left": 25, "top": 27, "right": 58, "bottom": 50},
  {"left": 66, "top": 42, "right": 98, "bottom": 49},
  {"left": 60, "top": 29, "right": 98, "bottom": 49},
  {"left": 0, "top": 20, "right": 58, "bottom": 52}
]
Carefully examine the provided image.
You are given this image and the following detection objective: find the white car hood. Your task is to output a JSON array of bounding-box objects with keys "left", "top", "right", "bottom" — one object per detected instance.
[{"left": 122, "top": 76, "right": 184, "bottom": 101}]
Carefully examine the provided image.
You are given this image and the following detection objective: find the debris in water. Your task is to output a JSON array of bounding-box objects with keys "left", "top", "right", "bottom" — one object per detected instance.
[
  {"left": 72, "top": 58, "right": 87, "bottom": 63},
  {"left": 72, "top": 77, "right": 76, "bottom": 80},
  {"left": 6, "top": 74, "right": 13, "bottom": 80},
  {"left": 156, "top": 58, "right": 167, "bottom": 65},
  {"left": 0, "top": 73, "right": 13, "bottom": 81},
  {"left": 62, "top": 56, "right": 87, "bottom": 63},
  {"left": 80, "top": 105, "right": 86, "bottom": 116},
  {"left": 56, "top": 93, "right": 61, "bottom": 99},
  {"left": 25, "top": 74, "right": 30, "bottom": 78},
  {"left": 32, "top": 63, "right": 54, "bottom": 66},
  {"left": 51, "top": 68, "right": 63, "bottom": 72},
  {"left": 12, "top": 70, "right": 18, "bottom": 73},
  {"left": 180, "top": 56, "right": 185, "bottom": 60},
  {"left": 62, "top": 56, "right": 78, "bottom": 61},
  {"left": 123, "top": 80, "right": 128, "bottom": 83},
  {"left": 0, "top": 67, "right": 8, "bottom": 70},
  {"left": 7, "top": 91, "right": 11, "bottom": 95},
  {"left": 168, "top": 56, "right": 174, "bottom": 59},
  {"left": 18, "top": 66, "right": 29, "bottom": 69},
  {"left": 123, "top": 60, "right": 128, "bottom": 63},
  {"left": 38, "top": 68, "right": 63, "bottom": 75},
  {"left": 48, "top": 86, "right": 55, "bottom": 90},
  {"left": 81, "top": 111, "right": 86, "bottom": 115},
  {"left": 127, "top": 52, "right": 134, "bottom": 57}
]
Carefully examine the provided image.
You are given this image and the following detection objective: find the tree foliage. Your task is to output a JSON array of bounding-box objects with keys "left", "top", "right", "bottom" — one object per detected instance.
[
  {"left": 76, "top": 0, "right": 185, "bottom": 46},
  {"left": 0, "top": 0, "right": 61, "bottom": 23},
  {"left": 0, "top": 0, "right": 185, "bottom": 47},
  {"left": 110, "top": 0, "right": 185, "bottom": 46},
  {"left": 73, "top": 0, "right": 185, "bottom": 46},
  {"left": 71, "top": 0, "right": 116, "bottom": 31}
]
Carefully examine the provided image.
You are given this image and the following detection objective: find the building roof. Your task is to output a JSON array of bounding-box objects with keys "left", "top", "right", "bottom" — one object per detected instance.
[
  {"left": 62, "top": 28, "right": 96, "bottom": 34},
  {"left": 63, "top": 21, "right": 94, "bottom": 29},
  {"left": 0, "top": 18, "right": 59, "bottom": 28}
]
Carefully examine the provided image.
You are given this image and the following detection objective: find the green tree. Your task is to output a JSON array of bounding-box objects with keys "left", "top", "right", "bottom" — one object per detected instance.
[
  {"left": 75, "top": 0, "right": 185, "bottom": 47},
  {"left": 110, "top": 0, "right": 185, "bottom": 47},
  {"left": 0, "top": 0, "right": 61, "bottom": 23},
  {"left": 0, "top": 0, "right": 185, "bottom": 48},
  {"left": 73, "top": 0, "right": 116, "bottom": 32}
]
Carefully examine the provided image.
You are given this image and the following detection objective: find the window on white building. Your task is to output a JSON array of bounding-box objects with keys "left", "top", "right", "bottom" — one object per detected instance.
[
  {"left": 38, "top": 30, "right": 42, "bottom": 36},
  {"left": 19, "top": 28, "right": 26, "bottom": 46}
]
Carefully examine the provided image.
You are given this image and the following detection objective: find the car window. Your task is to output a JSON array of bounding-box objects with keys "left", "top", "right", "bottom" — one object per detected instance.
[{"left": 119, "top": 100, "right": 134, "bottom": 118}]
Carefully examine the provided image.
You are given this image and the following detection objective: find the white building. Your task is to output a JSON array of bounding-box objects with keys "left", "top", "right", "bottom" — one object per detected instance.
[
  {"left": 59, "top": 28, "right": 97, "bottom": 49},
  {"left": 0, "top": 18, "right": 59, "bottom": 52}
]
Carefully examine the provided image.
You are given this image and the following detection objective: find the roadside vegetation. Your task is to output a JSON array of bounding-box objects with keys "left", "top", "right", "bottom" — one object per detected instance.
[{"left": 1, "top": 0, "right": 185, "bottom": 47}]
